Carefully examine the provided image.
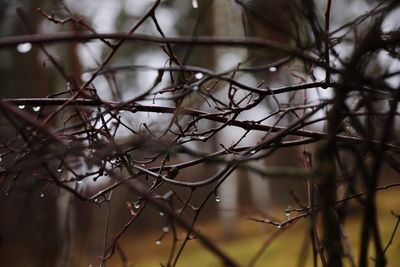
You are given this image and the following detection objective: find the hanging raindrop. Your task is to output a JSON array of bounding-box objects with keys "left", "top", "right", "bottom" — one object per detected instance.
[
  {"left": 159, "top": 211, "right": 165, "bottom": 216},
  {"left": 195, "top": 72, "right": 204, "bottom": 79},
  {"left": 57, "top": 168, "right": 62, "bottom": 173},
  {"left": 215, "top": 195, "right": 221, "bottom": 202},
  {"left": 33, "top": 106, "right": 41, "bottom": 112},
  {"left": 199, "top": 135, "right": 207, "bottom": 141},
  {"left": 81, "top": 72, "right": 91, "bottom": 82},
  {"left": 18, "top": 105, "right": 25, "bottom": 109},
  {"left": 40, "top": 192, "right": 45, "bottom": 198},
  {"left": 162, "top": 226, "right": 169, "bottom": 233},
  {"left": 192, "top": 0, "right": 199, "bottom": 9},
  {"left": 155, "top": 240, "right": 161, "bottom": 245},
  {"left": 17, "top": 43, "right": 32, "bottom": 53},
  {"left": 285, "top": 212, "right": 290, "bottom": 220},
  {"left": 268, "top": 66, "right": 278, "bottom": 72},
  {"left": 284, "top": 206, "right": 291, "bottom": 219}
]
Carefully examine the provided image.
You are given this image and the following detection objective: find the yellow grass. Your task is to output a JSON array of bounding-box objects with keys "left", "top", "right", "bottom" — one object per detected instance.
[{"left": 109, "top": 188, "right": 400, "bottom": 267}]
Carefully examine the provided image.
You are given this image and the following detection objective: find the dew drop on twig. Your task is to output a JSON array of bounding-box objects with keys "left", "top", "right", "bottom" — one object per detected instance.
[
  {"left": 17, "top": 43, "right": 32, "bottom": 53},
  {"left": 268, "top": 66, "right": 278, "bottom": 72},
  {"left": 284, "top": 205, "right": 291, "bottom": 219},
  {"left": 215, "top": 195, "right": 221, "bottom": 202},
  {"left": 33, "top": 106, "right": 41, "bottom": 112},
  {"left": 195, "top": 72, "right": 204, "bottom": 79},
  {"left": 199, "top": 135, "right": 207, "bottom": 141},
  {"left": 155, "top": 240, "right": 161, "bottom": 245},
  {"left": 18, "top": 105, "right": 25, "bottom": 109},
  {"left": 81, "top": 72, "right": 91, "bottom": 82}
]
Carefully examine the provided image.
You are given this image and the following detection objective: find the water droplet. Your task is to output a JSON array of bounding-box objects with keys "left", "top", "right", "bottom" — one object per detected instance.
[
  {"left": 57, "top": 168, "right": 62, "bottom": 173},
  {"left": 199, "top": 135, "right": 206, "bottom": 141},
  {"left": 33, "top": 106, "right": 41, "bottom": 112},
  {"left": 81, "top": 72, "right": 91, "bottom": 82},
  {"left": 40, "top": 192, "right": 45, "bottom": 198},
  {"left": 17, "top": 43, "right": 32, "bottom": 53},
  {"left": 215, "top": 195, "right": 221, "bottom": 202},
  {"left": 194, "top": 72, "right": 204, "bottom": 79},
  {"left": 110, "top": 158, "right": 116, "bottom": 164},
  {"left": 77, "top": 180, "right": 83, "bottom": 184},
  {"left": 0, "top": 156, "right": 2, "bottom": 162},
  {"left": 192, "top": 0, "right": 199, "bottom": 9},
  {"left": 94, "top": 198, "right": 99, "bottom": 204},
  {"left": 66, "top": 82, "right": 71, "bottom": 90},
  {"left": 155, "top": 240, "right": 161, "bottom": 245},
  {"left": 284, "top": 206, "right": 291, "bottom": 219},
  {"left": 285, "top": 212, "right": 290, "bottom": 220},
  {"left": 134, "top": 202, "right": 140, "bottom": 209},
  {"left": 268, "top": 66, "right": 278, "bottom": 72},
  {"left": 159, "top": 211, "right": 165, "bottom": 217},
  {"left": 277, "top": 225, "right": 282, "bottom": 229},
  {"left": 264, "top": 218, "right": 271, "bottom": 223},
  {"left": 162, "top": 226, "right": 169, "bottom": 233},
  {"left": 250, "top": 150, "right": 256, "bottom": 154},
  {"left": 191, "top": 85, "right": 200, "bottom": 91},
  {"left": 188, "top": 234, "right": 196, "bottom": 240},
  {"left": 18, "top": 105, "right": 25, "bottom": 109},
  {"left": 119, "top": 110, "right": 125, "bottom": 113}
]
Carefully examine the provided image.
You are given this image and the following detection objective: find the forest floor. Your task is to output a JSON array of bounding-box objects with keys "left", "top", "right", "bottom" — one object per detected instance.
[{"left": 108, "top": 186, "right": 400, "bottom": 267}]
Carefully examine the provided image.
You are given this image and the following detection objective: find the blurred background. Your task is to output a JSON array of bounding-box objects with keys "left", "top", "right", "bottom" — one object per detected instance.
[{"left": 0, "top": 0, "right": 399, "bottom": 266}]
